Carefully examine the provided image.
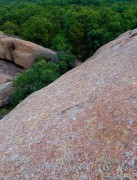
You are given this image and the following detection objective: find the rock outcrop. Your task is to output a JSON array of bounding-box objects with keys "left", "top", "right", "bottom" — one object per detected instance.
[
  {"left": 0, "top": 60, "right": 23, "bottom": 83},
  {"left": 0, "top": 32, "right": 57, "bottom": 68},
  {"left": 0, "top": 60, "right": 23, "bottom": 107},
  {"left": 0, "top": 82, "right": 12, "bottom": 107},
  {"left": 0, "top": 29, "right": 137, "bottom": 179},
  {"left": 0, "top": 32, "right": 57, "bottom": 106}
]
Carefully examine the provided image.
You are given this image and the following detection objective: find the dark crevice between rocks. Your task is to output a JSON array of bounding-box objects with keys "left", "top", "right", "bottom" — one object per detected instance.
[
  {"left": 0, "top": 114, "right": 3, "bottom": 120},
  {"left": 7, "top": 41, "right": 16, "bottom": 64},
  {"left": 0, "top": 104, "right": 13, "bottom": 120}
]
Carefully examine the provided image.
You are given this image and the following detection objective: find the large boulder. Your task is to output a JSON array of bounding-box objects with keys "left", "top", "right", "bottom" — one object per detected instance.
[
  {"left": 0, "top": 29, "right": 137, "bottom": 179},
  {"left": 0, "top": 32, "right": 57, "bottom": 68},
  {"left": 0, "top": 60, "right": 23, "bottom": 107}
]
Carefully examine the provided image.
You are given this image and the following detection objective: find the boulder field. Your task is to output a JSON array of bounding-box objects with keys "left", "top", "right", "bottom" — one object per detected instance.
[{"left": 0, "top": 29, "right": 137, "bottom": 179}]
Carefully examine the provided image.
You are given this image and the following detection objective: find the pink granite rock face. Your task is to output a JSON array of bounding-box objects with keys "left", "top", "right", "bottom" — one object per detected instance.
[{"left": 0, "top": 29, "right": 137, "bottom": 179}]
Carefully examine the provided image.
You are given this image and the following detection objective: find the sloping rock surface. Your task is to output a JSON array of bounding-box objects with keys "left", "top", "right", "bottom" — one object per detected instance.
[
  {"left": 0, "top": 32, "right": 57, "bottom": 68},
  {"left": 0, "top": 30, "right": 137, "bottom": 179}
]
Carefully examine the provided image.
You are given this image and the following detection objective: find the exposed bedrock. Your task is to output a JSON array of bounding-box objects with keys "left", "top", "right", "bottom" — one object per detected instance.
[{"left": 0, "top": 29, "right": 137, "bottom": 179}]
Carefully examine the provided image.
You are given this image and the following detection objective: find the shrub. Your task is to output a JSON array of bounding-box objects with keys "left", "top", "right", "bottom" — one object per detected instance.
[
  {"left": 12, "top": 51, "right": 76, "bottom": 106},
  {"left": 57, "top": 51, "right": 76, "bottom": 74},
  {"left": 12, "top": 59, "right": 60, "bottom": 106}
]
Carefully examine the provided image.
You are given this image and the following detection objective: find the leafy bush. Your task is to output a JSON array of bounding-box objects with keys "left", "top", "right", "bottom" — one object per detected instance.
[
  {"left": 12, "top": 52, "right": 76, "bottom": 106},
  {"left": 12, "top": 59, "right": 60, "bottom": 106},
  {"left": 0, "top": 108, "right": 12, "bottom": 115},
  {"left": 0, "top": 0, "right": 136, "bottom": 59},
  {"left": 52, "top": 34, "right": 72, "bottom": 52},
  {"left": 57, "top": 51, "right": 76, "bottom": 74}
]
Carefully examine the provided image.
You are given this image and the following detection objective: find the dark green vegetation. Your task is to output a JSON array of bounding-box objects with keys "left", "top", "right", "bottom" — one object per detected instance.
[
  {"left": 12, "top": 52, "right": 76, "bottom": 106},
  {"left": 0, "top": 0, "right": 136, "bottom": 109},
  {"left": 12, "top": 59, "right": 60, "bottom": 106},
  {"left": 0, "top": 107, "right": 12, "bottom": 115},
  {"left": 0, "top": 0, "right": 137, "bottom": 59},
  {"left": 0, "top": 106, "right": 13, "bottom": 119}
]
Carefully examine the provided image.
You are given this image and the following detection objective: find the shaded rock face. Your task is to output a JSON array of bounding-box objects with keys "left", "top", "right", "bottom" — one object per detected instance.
[
  {"left": 0, "top": 82, "right": 13, "bottom": 107},
  {"left": 0, "top": 60, "right": 23, "bottom": 107},
  {"left": 0, "top": 29, "right": 137, "bottom": 179},
  {"left": 0, "top": 60, "right": 23, "bottom": 82},
  {"left": 0, "top": 32, "right": 57, "bottom": 68},
  {"left": 0, "top": 114, "right": 3, "bottom": 120}
]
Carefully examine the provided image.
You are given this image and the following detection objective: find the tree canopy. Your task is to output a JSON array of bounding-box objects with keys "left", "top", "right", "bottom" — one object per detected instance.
[{"left": 0, "top": 0, "right": 136, "bottom": 59}]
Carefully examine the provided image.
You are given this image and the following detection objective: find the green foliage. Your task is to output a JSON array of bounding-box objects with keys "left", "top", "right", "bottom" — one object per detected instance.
[
  {"left": 12, "top": 52, "right": 76, "bottom": 106},
  {"left": 12, "top": 59, "right": 60, "bottom": 106},
  {"left": 0, "top": 0, "right": 136, "bottom": 59},
  {"left": 57, "top": 51, "right": 76, "bottom": 73},
  {"left": 1, "top": 21, "right": 19, "bottom": 35},
  {"left": 52, "top": 34, "right": 72, "bottom": 51},
  {"left": 22, "top": 16, "right": 55, "bottom": 46},
  {"left": 0, "top": 108, "right": 11, "bottom": 115}
]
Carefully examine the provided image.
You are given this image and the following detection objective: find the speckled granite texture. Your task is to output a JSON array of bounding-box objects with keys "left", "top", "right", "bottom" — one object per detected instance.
[{"left": 0, "top": 29, "right": 137, "bottom": 179}]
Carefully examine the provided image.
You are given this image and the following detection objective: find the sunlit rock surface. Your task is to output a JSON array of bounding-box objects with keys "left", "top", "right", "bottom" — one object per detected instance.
[
  {"left": 0, "top": 32, "right": 57, "bottom": 68},
  {"left": 0, "top": 29, "right": 137, "bottom": 179}
]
